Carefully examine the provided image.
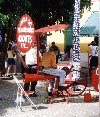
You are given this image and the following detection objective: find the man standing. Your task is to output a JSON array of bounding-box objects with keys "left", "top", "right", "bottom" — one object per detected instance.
[
  {"left": 12, "top": 41, "right": 39, "bottom": 97},
  {"left": 88, "top": 36, "right": 98, "bottom": 76},
  {"left": 49, "top": 42, "right": 60, "bottom": 63},
  {"left": 24, "top": 42, "right": 40, "bottom": 97}
]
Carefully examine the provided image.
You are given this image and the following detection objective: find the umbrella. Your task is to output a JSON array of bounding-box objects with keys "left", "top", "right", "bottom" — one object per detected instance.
[
  {"left": 35, "top": 24, "right": 69, "bottom": 33},
  {"left": 35, "top": 24, "right": 69, "bottom": 73}
]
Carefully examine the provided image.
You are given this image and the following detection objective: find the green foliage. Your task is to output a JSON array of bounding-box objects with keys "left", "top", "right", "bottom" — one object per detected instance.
[
  {"left": 0, "top": 0, "right": 91, "bottom": 30},
  {"left": 80, "top": 0, "right": 91, "bottom": 13},
  {"left": 0, "top": 13, "right": 9, "bottom": 28}
]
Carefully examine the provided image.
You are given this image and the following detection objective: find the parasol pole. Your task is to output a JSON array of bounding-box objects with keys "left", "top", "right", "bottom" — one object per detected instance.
[
  {"left": 36, "top": 32, "right": 40, "bottom": 74},
  {"left": 72, "top": 0, "right": 80, "bottom": 81},
  {"left": 99, "top": 6, "right": 100, "bottom": 116}
]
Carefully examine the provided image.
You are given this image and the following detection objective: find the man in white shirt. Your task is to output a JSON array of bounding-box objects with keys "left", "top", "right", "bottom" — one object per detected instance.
[
  {"left": 25, "top": 45, "right": 37, "bottom": 65},
  {"left": 88, "top": 36, "right": 98, "bottom": 76},
  {"left": 24, "top": 42, "right": 41, "bottom": 97},
  {"left": 11, "top": 41, "right": 40, "bottom": 97}
]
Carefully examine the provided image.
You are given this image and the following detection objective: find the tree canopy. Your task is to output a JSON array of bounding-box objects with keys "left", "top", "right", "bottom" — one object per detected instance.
[{"left": 0, "top": 0, "right": 91, "bottom": 30}]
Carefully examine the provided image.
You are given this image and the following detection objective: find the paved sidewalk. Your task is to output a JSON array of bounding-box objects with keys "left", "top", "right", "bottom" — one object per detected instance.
[{"left": 0, "top": 76, "right": 99, "bottom": 117}]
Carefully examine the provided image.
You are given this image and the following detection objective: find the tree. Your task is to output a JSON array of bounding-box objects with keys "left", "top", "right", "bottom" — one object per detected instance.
[
  {"left": 0, "top": 0, "right": 91, "bottom": 29},
  {"left": 0, "top": 0, "right": 91, "bottom": 71}
]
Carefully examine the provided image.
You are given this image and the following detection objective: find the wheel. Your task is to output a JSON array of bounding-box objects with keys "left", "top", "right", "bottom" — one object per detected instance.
[
  {"left": 66, "top": 78, "right": 86, "bottom": 96},
  {"left": 10, "top": 75, "right": 13, "bottom": 79},
  {"left": 66, "top": 83, "right": 86, "bottom": 96}
]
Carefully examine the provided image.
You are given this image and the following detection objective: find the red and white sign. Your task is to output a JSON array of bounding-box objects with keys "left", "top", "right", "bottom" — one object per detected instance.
[
  {"left": 92, "top": 67, "right": 99, "bottom": 92},
  {"left": 16, "top": 14, "right": 35, "bottom": 53}
]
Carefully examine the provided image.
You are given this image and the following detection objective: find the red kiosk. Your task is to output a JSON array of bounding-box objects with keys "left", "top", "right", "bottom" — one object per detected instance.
[
  {"left": 16, "top": 14, "right": 69, "bottom": 88},
  {"left": 24, "top": 24, "right": 70, "bottom": 93}
]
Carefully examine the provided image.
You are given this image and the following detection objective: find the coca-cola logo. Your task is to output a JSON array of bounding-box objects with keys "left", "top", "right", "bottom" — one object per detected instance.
[{"left": 16, "top": 14, "right": 35, "bottom": 53}]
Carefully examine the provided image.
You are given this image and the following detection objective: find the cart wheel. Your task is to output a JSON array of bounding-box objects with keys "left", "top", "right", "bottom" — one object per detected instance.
[
  {"left": 66, "top": 83, "right": 86, "bottom": 96},
  {"left": 10, "top": 75, "right": 13, "bottom": 79}
]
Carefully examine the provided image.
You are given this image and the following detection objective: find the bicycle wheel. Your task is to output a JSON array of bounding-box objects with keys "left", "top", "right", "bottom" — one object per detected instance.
[{"left": 66, "top": 78, "right": 86, "bottom": 96}]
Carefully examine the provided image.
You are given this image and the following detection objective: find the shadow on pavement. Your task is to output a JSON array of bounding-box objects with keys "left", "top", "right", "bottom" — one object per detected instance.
[{"left": 0, "top": 79, "right": 48, "bottom": 116}]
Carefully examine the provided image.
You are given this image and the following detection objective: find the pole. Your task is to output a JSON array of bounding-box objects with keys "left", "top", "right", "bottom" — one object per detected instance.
[
  {"left": 72, "top": 0, "right": 80, "bottom": 81},
  {"left": 36, "top": 33, "right": 40, "bottom": 74},
  {"left": 99, "top": 5, "right": 100, "bottom": 116}
]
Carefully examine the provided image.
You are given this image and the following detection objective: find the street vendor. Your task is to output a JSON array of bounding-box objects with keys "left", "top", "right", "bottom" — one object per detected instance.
[{"left": 41, "top": 47, "right": 67, "bottom": 99}]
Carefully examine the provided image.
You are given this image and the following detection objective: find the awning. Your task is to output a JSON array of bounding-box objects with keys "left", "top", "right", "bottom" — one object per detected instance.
[
  {"left": 35, "top": 24, "right": 69, "bottom": 33},
  {"left": 80, "top": 11, "right": 99, "bottom": 36}
]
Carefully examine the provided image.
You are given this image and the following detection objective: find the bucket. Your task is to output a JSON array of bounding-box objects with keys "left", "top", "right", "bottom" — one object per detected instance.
[{"left": 84, "top": 90, "right": 92, "bottom": 102}]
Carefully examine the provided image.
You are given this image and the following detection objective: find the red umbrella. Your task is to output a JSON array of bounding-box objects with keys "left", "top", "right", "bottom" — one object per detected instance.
[
  {"left": 35, "top": 24, "right": 69, "bottom": 33},
  {"left": 35, "top": 24, "right": 69, "bottom": 73}
]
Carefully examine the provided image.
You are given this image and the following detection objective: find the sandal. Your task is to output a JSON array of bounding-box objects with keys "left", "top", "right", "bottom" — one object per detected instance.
[
  {"left": 6, "top": 75, "right": 11, "bottom": 77},
  {"left": 47, "top": 96, "right": 53, "bottom": 104}
]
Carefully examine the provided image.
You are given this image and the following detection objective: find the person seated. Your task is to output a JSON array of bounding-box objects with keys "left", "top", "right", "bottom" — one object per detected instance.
[
  {"left": 41, "top": 47, "right": 67, "bottom": 99},
  {"left": 60, "top": 50, "right": 68, "bottom": 61},
  {"left": 49, "top": 42, "right": 60, "bottom": 64}
]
